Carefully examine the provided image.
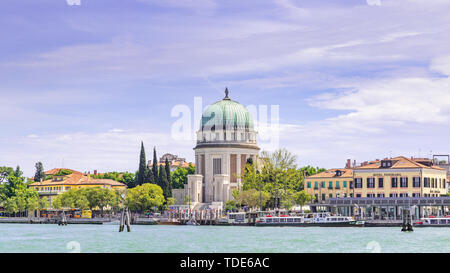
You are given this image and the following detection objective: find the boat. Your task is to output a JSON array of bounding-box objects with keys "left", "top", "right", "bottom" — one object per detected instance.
[
  {"left": 415, "top": 216, "right": 450, "bottom": 227},
  {"left": 255, "top": 213, "right": 364, "bottom": 227},
  {"left": 226, "top": 212, "right": 251, "bottom": 225},
  {"left": 255, "top": 215, "right": 306, "bottom": 227}
]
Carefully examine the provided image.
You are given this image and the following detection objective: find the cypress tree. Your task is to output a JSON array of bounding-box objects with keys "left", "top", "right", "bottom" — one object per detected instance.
[
  {"left": 34, "top": 162, "right": 45, "bottom": 182},
  {"left": 164, "top": 158, "right": 172, "bottom": 197},
  {"left": 137, "top": 141, "right": 147, "bottom": 186},
  {"left": 152, "top": 147, "right": 159, "bottom": 185},
  {"left": 145, "top": 166, "right": 154, "bottom": 184},
  {"left": 159, "top": 164, "right": 170, "bottom": 200}
]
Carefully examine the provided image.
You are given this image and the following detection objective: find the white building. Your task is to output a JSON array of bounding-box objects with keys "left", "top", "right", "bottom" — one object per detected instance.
[{"left": 174, "top": 89, "right": 260, "bottom": 208}]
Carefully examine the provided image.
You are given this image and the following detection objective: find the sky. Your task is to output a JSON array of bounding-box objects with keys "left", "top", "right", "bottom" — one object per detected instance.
[{"left": 2, "top": 0, "right": 450, "bottom": 177}]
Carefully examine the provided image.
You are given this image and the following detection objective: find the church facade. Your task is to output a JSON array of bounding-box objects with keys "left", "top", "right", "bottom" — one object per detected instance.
[{"left": 174, "top": 89, "right": 260, "bottom": 208}]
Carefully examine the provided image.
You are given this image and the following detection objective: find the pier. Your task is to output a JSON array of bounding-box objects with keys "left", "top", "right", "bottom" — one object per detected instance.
[{"left": 310, "top": 197, "right": 450, "bottom": 226}]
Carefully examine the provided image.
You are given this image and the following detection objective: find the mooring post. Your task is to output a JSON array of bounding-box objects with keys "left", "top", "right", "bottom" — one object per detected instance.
[
  {"left": 125, "top": 208, "right": 131, "bottom": 232},
  {"left": 119, "top": 208, "right": 125, "bottom": 232}
]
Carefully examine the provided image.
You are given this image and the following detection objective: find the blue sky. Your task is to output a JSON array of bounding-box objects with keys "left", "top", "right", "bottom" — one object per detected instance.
[{"left": 2, "top": 0, "right": 450, "bottom": 176}]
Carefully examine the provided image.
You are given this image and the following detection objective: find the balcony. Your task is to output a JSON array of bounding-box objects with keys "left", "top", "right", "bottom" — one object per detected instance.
[{"left": 37, "top": 190, "right": 61, "bottom": 195}]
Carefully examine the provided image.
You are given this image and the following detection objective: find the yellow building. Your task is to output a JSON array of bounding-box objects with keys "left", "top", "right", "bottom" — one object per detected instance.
[
  {"left": 29, "top": 168, "right": 127, "bottom": 206},
  {"left": 353, "top": 156, "right": 447, "bottom": 198},
  {"left": 305, "top": 168, "right": 354, "bottom": 203}
]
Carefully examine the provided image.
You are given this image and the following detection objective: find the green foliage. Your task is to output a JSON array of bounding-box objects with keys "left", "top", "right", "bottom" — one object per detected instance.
[
  {"left": 34, "top": 162, "right": 45, "bottom": 182},
  {"left": 224, "top": 200, "right": 239, "bottom": 212},
  {"left": 126, "top": 183, "right": 165, "bottom": 212},
  {"left": 293, "top": 190, "right": 313, "bottom": 212},
  {"left": 152, "top": 148, "right": 159, "bottom": 185},
  {"left": 171, "top": 163, "right": 195, "bottom": 189},
  {"left": 0, "top": 166, "right": 42, "bottom": 217},
  {"left": 299, "top": 166, "right": 327, "bottom": 177},
  {"left": 53, "top": 187, "right": 119, "bottom": 213},
  {"left": 158, "top": 164, "right": 171, "bottom": 200},
  {"left": 55, "top": 169, "right": 73, "bottom": 176},
  {"left": 137, "top": 141, "right": 148, "bottom": 186},
  {"left": 241, "top": 148, "right": 308, "bottom": 209},
  {"left": 164, "top": 158, "right": 172, "bottom": 198},
  {"left": 0, "top": 167, "right": 14, "bottom": 183},
  {"left": 166, "top": 197, "right": 176, "bottom": 206},
  {"left": 237, "top": 189, "right": 270, "bottom": 210}
]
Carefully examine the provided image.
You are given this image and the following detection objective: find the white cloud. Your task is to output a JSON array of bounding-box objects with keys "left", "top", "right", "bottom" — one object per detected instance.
[{"left": 3, "top": 130, "right": 195, "bottom": 177}]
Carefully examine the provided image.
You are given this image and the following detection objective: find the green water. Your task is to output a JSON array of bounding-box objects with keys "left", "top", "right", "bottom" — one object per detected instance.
[{"left": 0, "top": 224, "right": 448, "bottom": 253}]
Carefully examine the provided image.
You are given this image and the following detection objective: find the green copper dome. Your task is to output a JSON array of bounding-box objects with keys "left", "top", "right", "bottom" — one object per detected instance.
[{"left": 201, "top": 90, "right": 254, "bottom": 132}]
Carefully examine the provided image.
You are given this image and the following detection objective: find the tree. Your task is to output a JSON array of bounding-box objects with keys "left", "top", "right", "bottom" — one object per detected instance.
[
  {"left": 171, "top": 164, "right": 195, "bottom": 189},
  {"left": 145, "top": 166, "right": 154, "bottom": 184},
  {"left": 39, "top": 197, "right": 49, "bottom": 210},
  {"left": 293, "top": 190, "right": 313, "bottom": 213},
  {"left": 240, "top": 148, "right": 307, "bottom": 210},
  {"left": 237, "top": 189, "right": 270, "bottom": 210},
  {"left": 159, "top": 164, "right": 171, "bottom": 200},
  {"left": 137, "top": 141, "right": 148, "bottom": 186},
  {"left": 225, "top": 200, "right": 239, "bottom": 212},
  {"left": 126, "top": 183, "right": 165, "bottom": 213},
  {"left": 300, "top": 166, "right": 327, "bottom": 177},
  {"left": 0, "top": 167, "right": 14, "bottom": 183},
  {"left": 166, "top": 197, "right": 176, "bottom": 206},
  {"left": 164, "top": 158, "right": 172, "bottom": 198},
  {"left": 152, "top": 147, "right": 159, "bottom": 185},
  {"left": 34, "top": 162, "right": 45, "bottom": 182}
]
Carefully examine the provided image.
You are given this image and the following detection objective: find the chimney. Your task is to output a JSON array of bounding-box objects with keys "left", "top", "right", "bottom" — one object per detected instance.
[
  {"left": 94, "top": 170, "right": 98, "bottom": 175},
  {"left": 353, "top": 160, "right": 356, "bottom": 168},
  {"left": 346, "top": 159, "right": 351, "bottom": 169}
]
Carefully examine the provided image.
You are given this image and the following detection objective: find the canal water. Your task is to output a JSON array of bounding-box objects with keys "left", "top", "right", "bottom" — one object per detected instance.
[{"left": 0, "top": 224, "right": 448, "bottom": 253}]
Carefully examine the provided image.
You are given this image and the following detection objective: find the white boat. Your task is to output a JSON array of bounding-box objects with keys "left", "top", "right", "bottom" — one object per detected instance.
[
  {"left": 255, "top": 215, "right": 306, "bottom": 227},
  {"left": 415, "top": 216, "right": 450, "bottom": 227},
  {"left": 226, "top": 212, "right": 250, "bottom": 225},
  {"left": 309, "top": 213, "right": 365, "bottom": 227}
]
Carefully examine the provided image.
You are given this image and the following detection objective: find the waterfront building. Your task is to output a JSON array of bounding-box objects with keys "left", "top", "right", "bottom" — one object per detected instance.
[
  {"left": 305, "top": 168, "right": 354, "bottom": 203},
  {"left": 306, "top": 156, "right": 448, "bottom": 204},
  {"left": 352, "top": 156, "right": 447, "bottom": 198},
  {"left": 29, "top": 168, "right": 127, "bottom": 206},
  {"left": 173, "top": 89, "right": 259, "bottom": 207}
]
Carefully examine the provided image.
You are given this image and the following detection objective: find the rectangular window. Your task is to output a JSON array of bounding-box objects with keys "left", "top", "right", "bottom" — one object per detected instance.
[
  {"left": 355, "top": 178, "right": 363, "bottom": 188},
  {"left": 400, "top": 177, "right": 408, "bottom": 188},
  {"left": 367, "top": 178, "right": 375, "bottom": 188},
  {"left": 314, "top": 182, "right": 318, "bottom": 189},
  {"left": 356, "top": 194, "right": 361, "bottom": 198},
  {"left": 322, "top": 194, "right": 326, "bottom": 201},
  {"left": 377, "top": 194, "right": 385, "bottom": 198},
  {"left": 367, "top": 193, "right": 375, "bottom": 198},
  {"left": 343, "top": 181, "right": 347, "bottom": 188},
  {"left": 328, "top": 181, "right": 333, "bottom": 189},
  {"left": 307, "top": 182, "right": 311, "bottom": 189},
  {"left": 412, "top": 193, "right": 420, "bottom": 197},
  {"left": 390, "top": 193, "right": 398, "bottom": 197},
  {"left": 391, "top": 177, "right": 398, "bottom": 188},
  {"left": 336, "top": 181, "right": 340, "bottom": 189},
  {"left": 413, "top": 177, "right": 421, "bottom": 188},
  {"left": 321, "top": 181, "right": 325, "bottom": 188},
  {"left": 378, "top": 178, "right": 384, "bottom": 188},
  {"left": 213, "top": 158, "right": 222, "bottom": 175}
]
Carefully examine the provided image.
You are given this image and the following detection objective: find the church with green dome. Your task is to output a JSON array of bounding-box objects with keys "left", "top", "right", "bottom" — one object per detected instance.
[{"left": 178, "top": 88, "right": 260, "bottom": 208}]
